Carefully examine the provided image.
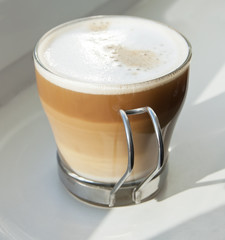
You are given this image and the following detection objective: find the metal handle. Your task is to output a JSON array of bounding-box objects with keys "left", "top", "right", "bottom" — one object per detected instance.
[
  {"left": 109, "top": 110, "right": 134, "bottom": 207},
  {"left": 109, "top": 106, "right": 164, "bottom": 206}
]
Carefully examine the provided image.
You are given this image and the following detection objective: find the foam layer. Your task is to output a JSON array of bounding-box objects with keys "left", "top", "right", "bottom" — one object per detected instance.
[{"left": 34, "top": 16, "right": 190, "bottom": 94}]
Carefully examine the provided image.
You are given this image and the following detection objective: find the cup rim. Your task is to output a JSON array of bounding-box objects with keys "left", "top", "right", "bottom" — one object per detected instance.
[{"left": 33, "top": 15, "right": 192, "bottom": 95}]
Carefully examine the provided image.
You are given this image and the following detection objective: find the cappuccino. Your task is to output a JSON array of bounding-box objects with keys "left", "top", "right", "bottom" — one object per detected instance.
[{"left": 34, "top": 16, "right": 191, "bottom": 183}]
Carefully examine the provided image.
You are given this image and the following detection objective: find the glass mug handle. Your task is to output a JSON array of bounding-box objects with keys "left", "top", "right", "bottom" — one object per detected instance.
[{"left": 109, "top": 107, "right": 164, "bottom": 207}]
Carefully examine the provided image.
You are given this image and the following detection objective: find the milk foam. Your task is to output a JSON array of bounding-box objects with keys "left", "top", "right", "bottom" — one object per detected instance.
[{"left": 35, "top": 16, "right": 190, "bottom": 94}]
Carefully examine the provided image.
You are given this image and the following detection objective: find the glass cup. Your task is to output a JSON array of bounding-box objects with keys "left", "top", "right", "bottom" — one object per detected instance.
[{"left": 33, "top": 16, "right": 191, "bottom": 207}]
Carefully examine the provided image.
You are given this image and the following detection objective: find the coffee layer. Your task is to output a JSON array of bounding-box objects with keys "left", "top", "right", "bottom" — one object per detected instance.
[{"left": 36, "top": 69, "right": 189, "bottom": 182}]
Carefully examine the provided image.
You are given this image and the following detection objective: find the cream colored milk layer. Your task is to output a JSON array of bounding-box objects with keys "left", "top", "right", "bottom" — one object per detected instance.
[
  {"left": 42, "top": 101, "right": 160, "bottom": 182},
  {"left": 35, "top": 16, "right": 189, "bottom": 94}
]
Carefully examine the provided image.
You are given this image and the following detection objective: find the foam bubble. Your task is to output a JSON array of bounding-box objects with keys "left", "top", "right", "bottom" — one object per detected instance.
[{"left": 34, "top": 16, "right": 190, "bottom": 94}]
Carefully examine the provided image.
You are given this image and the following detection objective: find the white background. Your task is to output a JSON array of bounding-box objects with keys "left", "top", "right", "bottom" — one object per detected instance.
[{"left": 0, "top": 0, "right": 225, "bottom": 239}]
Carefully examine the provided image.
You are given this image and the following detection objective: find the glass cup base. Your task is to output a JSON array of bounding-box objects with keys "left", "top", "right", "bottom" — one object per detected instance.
[{"left": 57, "top": 152, "right": 168, "bottom": 207}]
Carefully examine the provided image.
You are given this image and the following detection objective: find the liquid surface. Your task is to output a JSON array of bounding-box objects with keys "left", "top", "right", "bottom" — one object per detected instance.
[{"left": 35, "top": 16, "right": 189, "bottom": 94}]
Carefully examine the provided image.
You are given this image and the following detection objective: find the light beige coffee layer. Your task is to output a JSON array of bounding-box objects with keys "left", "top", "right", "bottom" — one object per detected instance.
[{"left": 42, "top": 100, "right": 160, "bottom": 182}]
